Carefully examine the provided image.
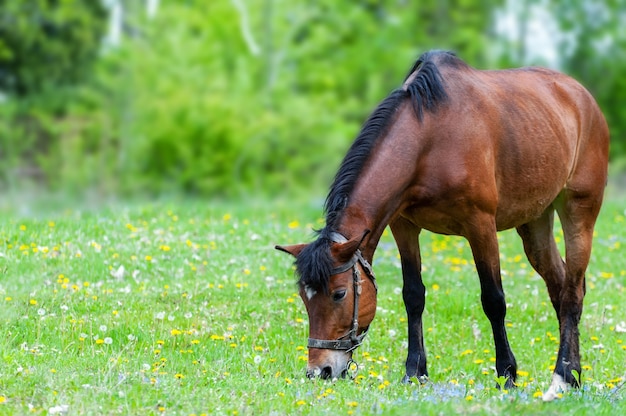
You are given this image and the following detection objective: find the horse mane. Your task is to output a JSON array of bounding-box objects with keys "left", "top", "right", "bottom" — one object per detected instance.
[{"left": 295, "top": 50, "right": 453, "bottom": 293}]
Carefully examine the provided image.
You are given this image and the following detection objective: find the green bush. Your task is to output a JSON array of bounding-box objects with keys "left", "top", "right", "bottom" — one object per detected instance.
[{"left": 6, "top": 0, "right": 623, "bottom": 198}]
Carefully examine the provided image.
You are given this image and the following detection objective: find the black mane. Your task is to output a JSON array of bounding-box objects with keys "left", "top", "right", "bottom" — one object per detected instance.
[{"left": 296, "top": 51, "right": 452, "bottom": 293}]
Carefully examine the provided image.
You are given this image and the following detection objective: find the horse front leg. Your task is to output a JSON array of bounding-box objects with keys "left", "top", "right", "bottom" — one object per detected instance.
[
  {"left": 390, "top": 217, "right": 428, "bottom": 383},
  {"left": 466, "top": 216, "right": 517, "bottom": 388}
]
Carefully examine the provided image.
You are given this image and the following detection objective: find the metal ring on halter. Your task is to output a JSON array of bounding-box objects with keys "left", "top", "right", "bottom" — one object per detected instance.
[{"left": 346, "top": 359, "right": 359, "bottom": 379}]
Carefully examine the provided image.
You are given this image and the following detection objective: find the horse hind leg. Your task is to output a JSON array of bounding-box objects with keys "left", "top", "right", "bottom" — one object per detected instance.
[
  {"left": 516, "top": 207, "right": 566, "bottom": 322},
  {"left": 541, "top": 186, "right": 604, "bottom": 401}
]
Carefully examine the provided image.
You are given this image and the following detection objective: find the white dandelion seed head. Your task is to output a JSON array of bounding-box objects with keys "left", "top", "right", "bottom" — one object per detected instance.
[
  {"left": 48, "top": 404, "right": 69, "bottom": 415},
  {"left": 104, "top": 337, "right": 113, "bottom": 345},
  {"left": 155, "top": 312, "right": 165, "bottom": 320},
  {"left": 99, "top": 325, "right": 107, "bottom": 332}
]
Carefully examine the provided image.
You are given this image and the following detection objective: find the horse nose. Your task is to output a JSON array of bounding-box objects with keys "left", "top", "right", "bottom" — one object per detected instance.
[{"left": 320, "top": 366, "right": 333, "bottom": 379}]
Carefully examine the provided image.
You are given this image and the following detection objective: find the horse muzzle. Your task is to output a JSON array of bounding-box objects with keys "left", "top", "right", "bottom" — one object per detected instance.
[{"left": 305, "top": 349, "right": 351, "bottom": 379}]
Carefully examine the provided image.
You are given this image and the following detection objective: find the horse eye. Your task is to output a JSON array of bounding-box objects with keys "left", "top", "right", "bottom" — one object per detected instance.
[{"left": 332, "top": 289, "right": 347, "bottom": 302}]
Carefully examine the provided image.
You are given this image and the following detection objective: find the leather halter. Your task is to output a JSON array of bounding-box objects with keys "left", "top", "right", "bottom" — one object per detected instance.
[{"left": 307, "top": 232, "right": 378, "bottom": 352}]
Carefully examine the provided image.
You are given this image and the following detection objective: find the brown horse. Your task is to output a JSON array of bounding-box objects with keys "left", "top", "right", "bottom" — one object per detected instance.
[{"left": 276, "top": 51, "right": 609, "bottom": 401}]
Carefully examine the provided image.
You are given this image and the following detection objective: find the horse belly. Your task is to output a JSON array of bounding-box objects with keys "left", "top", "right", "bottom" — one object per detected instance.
[
  {"left": 494, "top": 193, "right": 557, "bottom": 231},
  {"left": 493, "top": 143, "right": 573, "bottom": 230}
]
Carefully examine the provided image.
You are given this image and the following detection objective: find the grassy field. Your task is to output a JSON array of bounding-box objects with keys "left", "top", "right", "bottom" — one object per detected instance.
[{"left": 0, "top": 194, "right": 624, "bottom": 415}]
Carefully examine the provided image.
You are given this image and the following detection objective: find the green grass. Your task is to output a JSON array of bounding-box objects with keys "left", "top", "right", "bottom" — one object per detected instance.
[{"left": 0, "top": 195, "right": 624, "bottom": 415}]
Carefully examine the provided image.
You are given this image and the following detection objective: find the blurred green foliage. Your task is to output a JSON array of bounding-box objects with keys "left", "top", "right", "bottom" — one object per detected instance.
[
  {"left": 0, "top": 0, "right": 624, "bottom": 198},
  {"left": 0, "top": 0, "right": 107, "bottom": 95}
]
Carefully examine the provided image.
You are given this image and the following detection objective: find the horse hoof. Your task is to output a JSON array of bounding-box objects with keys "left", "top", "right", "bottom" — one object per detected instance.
[
  {"left": 402, "top": 374, "right": 429, "bottom": 384},
  {"left": 542, "top": 374, "right": 569, "bottom": 402}
]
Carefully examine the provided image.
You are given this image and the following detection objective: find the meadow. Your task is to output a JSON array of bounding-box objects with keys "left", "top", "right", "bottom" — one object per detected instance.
[{"left": 0, "top": 194, "right": 624, "bottom": 415}]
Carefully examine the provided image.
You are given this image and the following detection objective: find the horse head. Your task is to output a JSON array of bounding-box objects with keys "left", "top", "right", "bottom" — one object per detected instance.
[{"left": 276, "top": 231, "right": 377, "bottom": 379}]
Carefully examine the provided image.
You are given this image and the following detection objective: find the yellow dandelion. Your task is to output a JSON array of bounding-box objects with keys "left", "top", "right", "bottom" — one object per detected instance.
[
  {"left": 175, "top": 373, "right": 185, "bottom": 379},
  {"left": 29, "top": 299, "right": 37, "bottom": 305},
  {"left": 296, "top": 400, "right": 306, "bottom": 406},
  {"left": 288, "top": 220, "right": 300, "bottom": 229},
  {"left": 223, "top": 214, "right": 231, "bottom": 221}
]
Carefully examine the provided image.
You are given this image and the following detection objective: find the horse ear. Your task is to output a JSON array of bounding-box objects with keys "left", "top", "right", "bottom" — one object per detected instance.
[
  {"left": 332, "top": 230, "right": 370, "bottom": 264},
  {"left": 275, "top": 243, "right": 307, "bottom": 258}
]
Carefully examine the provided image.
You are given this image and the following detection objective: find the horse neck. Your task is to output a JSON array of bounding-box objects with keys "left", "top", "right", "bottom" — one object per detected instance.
[{"left": 335, "top": 104, "right": 425, "bottom": 259}]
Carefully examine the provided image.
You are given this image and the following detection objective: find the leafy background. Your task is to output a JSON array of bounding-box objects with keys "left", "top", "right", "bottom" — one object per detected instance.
[{"left": 1, "top": 0, "right": 625, "bottom": 200}]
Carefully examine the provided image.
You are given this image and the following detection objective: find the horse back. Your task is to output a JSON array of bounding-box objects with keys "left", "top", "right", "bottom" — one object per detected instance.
[{"left": 406, "top": 64, "right": 609, "bottom": 231}]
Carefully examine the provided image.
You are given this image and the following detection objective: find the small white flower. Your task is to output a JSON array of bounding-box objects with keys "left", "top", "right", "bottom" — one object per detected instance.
[
  {"left": 127, "top": 334, "right": 136, "bottom": 341},
  {"left": 60, "top": 305, "right": 68, "bottom": 311},
  {"left": 111, "top": 265, "right": 125, "bottom": 279},
  {"left": 254, "top": 355, "right": 262, "bottom": 365},
  {"left": 184, "top": 312, "right": 192, "bottom": 319},
  {"left": 155, "top": 312, "right": 165, "bottom": 320},
  {"left": 48, "top": 404, "right": 69, "bottom": 414},
  {"left": 37, "top": 308, "right": 46, "bottom": 316},
  {"left": 99, "top": 325, "right": 107, "bottom": 332},
  {"left": 104, "top": 337, "right": 113, "bottom": 345}
]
